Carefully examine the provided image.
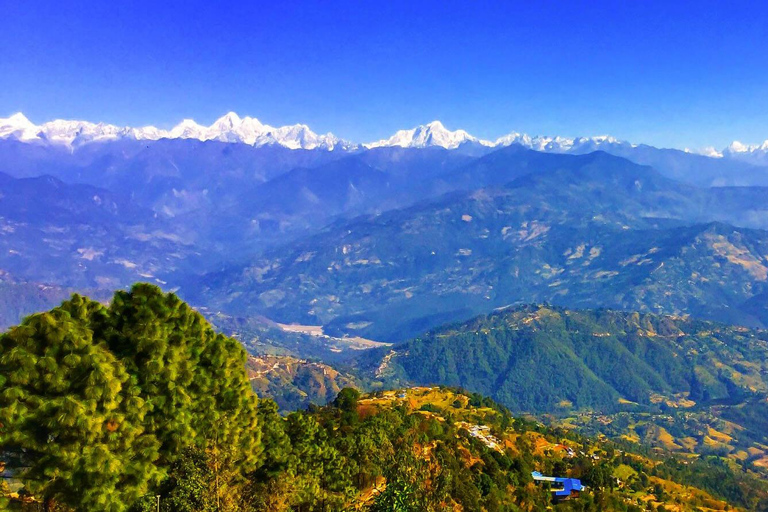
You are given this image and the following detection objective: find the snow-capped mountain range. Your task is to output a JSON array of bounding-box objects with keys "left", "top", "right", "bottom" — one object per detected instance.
[
  {"left": 2, "top": 112, "right": 768, "bottom": 162},
  {"left": 362, "top": 121, "right": 636, "bottom": 154},
  {"left": 0, "top": 112, "right": 354, "bottom": 151}
]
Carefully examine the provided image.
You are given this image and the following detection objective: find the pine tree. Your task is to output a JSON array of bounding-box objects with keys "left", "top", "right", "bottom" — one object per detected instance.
[
  {"left": 99, "top": 284, "right": 262, "bottom": 472},
  {"left": 0, "top": 294, "right": 160, "bottom": 511},
  {"left": 254, "top": 399, "right": 292, "bottom": 479},
  {"left": 1, "top": 284, "right": 263, "bottom": 510}
]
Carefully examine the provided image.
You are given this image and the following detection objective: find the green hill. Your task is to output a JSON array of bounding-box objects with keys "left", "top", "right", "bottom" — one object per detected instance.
[
  {"left": 366, "top": 305, "right": 768, "bottom": 477},
  {"left": 246, "top": 354, "right": 361, "bottom": 411},
  {"left": 384, "top": 305, "right": 768, "bottom": 411}
]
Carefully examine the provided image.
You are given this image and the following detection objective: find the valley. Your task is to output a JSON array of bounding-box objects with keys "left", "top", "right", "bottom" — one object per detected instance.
[{"left": 249, "top": 304, "right": 768, "bottom": 485}]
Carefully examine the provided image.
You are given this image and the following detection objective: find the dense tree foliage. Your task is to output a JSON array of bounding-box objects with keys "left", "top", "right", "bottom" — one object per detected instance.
[
  {"left": 0, "top": 285, "right": 259, "bottom": 511},
  {"left": 0, "top": 294, "right": 160, "bottom": 511},
  {"left": 101, "top": 285, "right": 261, "bottom": 470}
]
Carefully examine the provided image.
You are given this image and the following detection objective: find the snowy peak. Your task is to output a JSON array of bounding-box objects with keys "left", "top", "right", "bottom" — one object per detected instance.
[
  {"left": 0, "top": 112, "right": 355, "bottom": 151},
  {"left": 722, "top": 140, "right": 768, "bottom": 154},
  {"left": 719, "top": 139, "right": 768, "bottom": 165},
  {"left": 365, "top": 121, "right": 631, "bottom": 153},
  {"left": 213, "top": 111, "right": 243, "bottom": 129},
  {"left": 690, "top": 146, "right": 723, "bottom": 158},
  {"left": 169, "top": 119, "right": 207, "bottom": 140},
  {"left": 0, "top": 112, "right": 39, "bottom": 141},
  {"left": 0, "top": 114, "right": 137, "bottom": 145},
  {"left": 494, "top": 132, "right": 630, "bottom": 153},
  {"left": 156, "top": 113, "right": 355, "bottom": 150},
  {"left": 5, "top": 112, "right": 33, "bottom": 127},
  {"left": 366, "top": 120, "right": 493, "bottom": 149},
  {"left": 38, "top": 120, "right": 136, "bottom": 145}
]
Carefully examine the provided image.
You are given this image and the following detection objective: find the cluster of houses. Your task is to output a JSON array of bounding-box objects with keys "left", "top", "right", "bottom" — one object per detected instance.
[{"left": 456, "top": 421, "right": 503, "bottom": 452}]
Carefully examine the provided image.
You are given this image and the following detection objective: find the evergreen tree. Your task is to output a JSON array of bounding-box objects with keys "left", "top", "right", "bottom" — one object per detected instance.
[
  {"left": 0, "top": 294, "right": 160, "bottom": 511},
  {"left": 253, "top": 399, "right": 292, "bottom": 480},
  {"left": 100, "top": 284, "right": 262, "bottom": 472}
]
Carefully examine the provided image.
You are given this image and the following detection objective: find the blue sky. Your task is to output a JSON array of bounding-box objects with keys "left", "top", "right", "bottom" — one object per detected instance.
[{"left": 1, "top": 0, "right": 767, "bottom": 149}]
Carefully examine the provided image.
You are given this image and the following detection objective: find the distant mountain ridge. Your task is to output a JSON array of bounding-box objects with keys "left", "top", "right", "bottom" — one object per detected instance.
[
  {"left": 5, "top": 111, "right": 768, "bottom": 163},
  {"left": 0, "top": 170, "right": 196, "bottom": 293}
]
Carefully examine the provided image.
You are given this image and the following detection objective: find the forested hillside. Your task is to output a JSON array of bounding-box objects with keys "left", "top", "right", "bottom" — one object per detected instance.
[
  {"left": 374, "top": 305, "right": 768, "bottom": 478},
  {"left": 4, "top": 288, "right": 767, "bottom": 511},
  {"left": 385, "top": 305, "right": 768, "bottom": 411}
]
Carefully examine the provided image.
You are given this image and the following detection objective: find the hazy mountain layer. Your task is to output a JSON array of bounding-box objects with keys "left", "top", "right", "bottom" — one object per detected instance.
[
  {"left": 196, "top": 151, "right": 768, "bottom": 341},
  {"left": 1, "top": 139, "right": 768, "bottom": 334}
]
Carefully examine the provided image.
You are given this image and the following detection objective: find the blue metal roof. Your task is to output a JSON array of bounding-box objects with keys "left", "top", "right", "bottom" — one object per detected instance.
[{"left": 532, "top": 471, "right": 584, "bottom": 497}]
